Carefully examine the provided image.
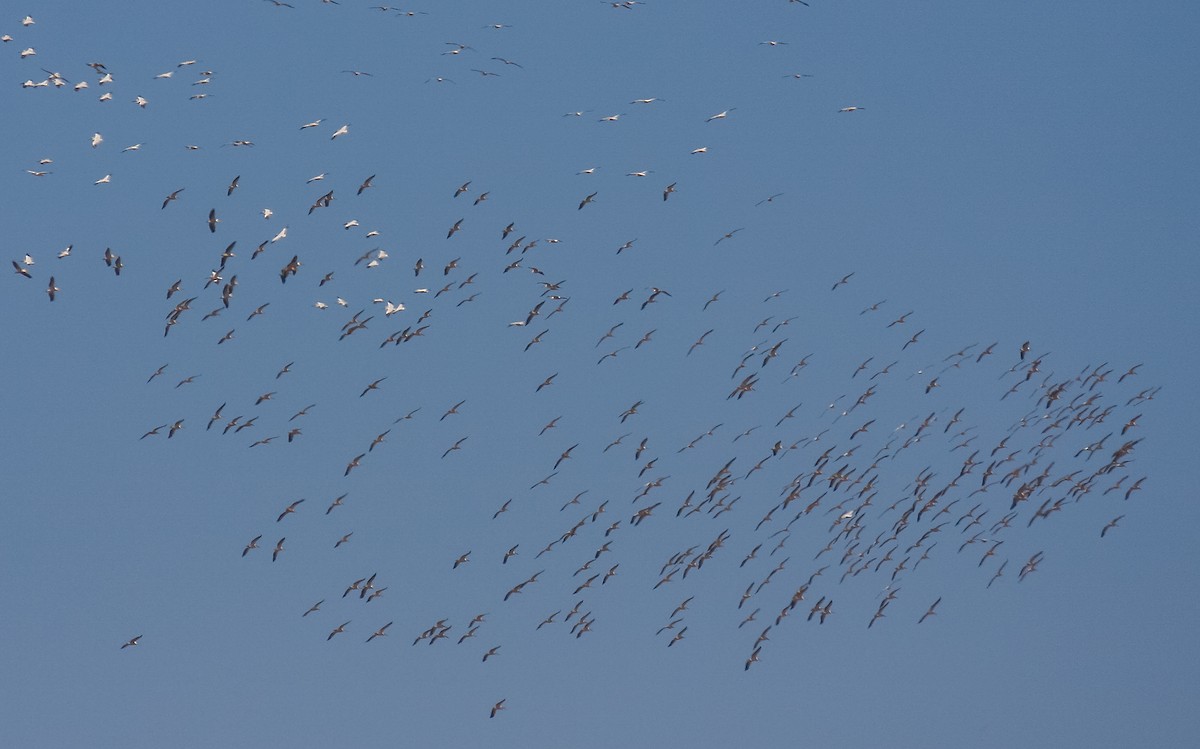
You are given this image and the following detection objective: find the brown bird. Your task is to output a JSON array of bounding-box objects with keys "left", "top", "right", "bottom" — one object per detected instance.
[
  {"left": 918, "top": 597, "right": 942, "bottom": 623},
  {"left": 276, "top": 499, "right": 304, "bottom": 522}
]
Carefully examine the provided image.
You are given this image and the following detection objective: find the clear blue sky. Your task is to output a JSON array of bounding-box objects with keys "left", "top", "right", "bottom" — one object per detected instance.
[{"left": 2, "top": 2, "right": 1197, "bottom": 746}]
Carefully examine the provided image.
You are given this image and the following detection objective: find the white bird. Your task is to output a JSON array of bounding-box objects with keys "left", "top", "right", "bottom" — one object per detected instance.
[
  {"left": 706, "top": 109, "right": 735, "bottom": 122},
  {"left": 134, "top": 96, "right": 149, "bottom": 108},
  {"left": 19, "top": 47, "right": 36, "bottom": 58},
  {"left": 154, "top": 71, "right": 174, "bottom": 79},
  {"left": 271, "top": 227, "right": 288, "bottom": 243},
  {"left": 690, "top": 146, "right": 708, "bottom": 155},
  {"left": 91, "top": 133, "right": 103, "bottom": 148},
  {"left": 307, "top": 173, "right": 326, "bottom": 184},
  {"left": 98, "top": 92, "right": 113, "bottom": 101},
  {"left": 22, "top": 16, "right": 36, "bottom": 26},
  {"left": 300, "top": 119, "right": 323, "bottom": 129},
  {"left": 122, "top": 144, "right": 142, "bottom": 153},
  {"left": 94, "top": 174, "right": 112, "bottom": 185},
  {"left": 314, "top": 301, "right": 329, "bottom": 309},
  {"left": 262, "top": 208, "right": 273, "bottom": 219},
  {"left": 331, "top": 124, "right": 349, "bottom": 140},
  {"left": 838, "top": 106, "right": 865, "bottom": 113}
]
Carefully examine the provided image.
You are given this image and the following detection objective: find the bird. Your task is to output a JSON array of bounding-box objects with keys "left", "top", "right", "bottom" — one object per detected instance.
[
  {"left": 442, "top": 438, "right": 468, "bottom": 459},
  {"left": 714, "top": 228, "right": 744, "bottom": 246},
  {"left": 1101, "top": 516, "right": 1125, "bottom": 538},
  {"left": 276, "top": 499, "right": 304, "bottom": 522},
  {"left": 490, "top": 700, "right": 506, "bottom": 718},
  {"left": 441, "top": 400, "right": 466, "bottom": 420},
  {"left": 242, "top": 535, "right": 262, "bottom": 557},
  {"left": 918, "top": 597, "right": 942, "bottom": 623},
  {"left": 327, "top": 622, "right": 351, "bottom": 641},
  {"left": 272, "top": 538, "right": 286, "bottom": 562},
  {"left": 331, "top": 124, "right": 350, "bottom": 139},
  {"left": 161, "top": 189, "right": 184, "bottom": 209},
  {"left": 578, "top": 192, "right": 597, "bottom": 210},
  {"left": 120, "top": 635, "right": 142, "bottom": 650}
]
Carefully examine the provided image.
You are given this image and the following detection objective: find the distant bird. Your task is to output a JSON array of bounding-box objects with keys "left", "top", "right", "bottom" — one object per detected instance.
[
  {"left": 714, "top": 228, "right": 744, "bottom": 246},
  {"left": 242, "top": 535, "right": 261, "bottom": 557},
  {"left": 276, "top": 499, "right": 304, "bottom": 522},
  {"left": 161, "top": 189, "right": 184, "bottom": 209},
  {"left": 1101, "top": 516, "right": 1125, "bottom": 538},
  {"left": 490, "top": 700, "right": 506, "bottom": 718},
  {"left": 120, "top": 635, "right": 142, "bottom": 650},
  {"left": 918, "top": 597, "right": 942, "bottom": 623}
]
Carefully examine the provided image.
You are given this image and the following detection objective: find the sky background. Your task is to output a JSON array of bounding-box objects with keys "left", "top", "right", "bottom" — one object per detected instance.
[{"left": 2, "top": 1, "right": 1198, "bottom": 747}]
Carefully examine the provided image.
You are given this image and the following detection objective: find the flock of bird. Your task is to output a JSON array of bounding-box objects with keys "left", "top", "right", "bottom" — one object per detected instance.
[{"left": 5, "top": 3, "right": 1158, "bottom": 722}]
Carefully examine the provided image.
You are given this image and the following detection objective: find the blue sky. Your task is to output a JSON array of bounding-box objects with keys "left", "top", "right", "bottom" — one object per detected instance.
[{"left": 2, "top": 1, "right": 1198, "bottom": 746}]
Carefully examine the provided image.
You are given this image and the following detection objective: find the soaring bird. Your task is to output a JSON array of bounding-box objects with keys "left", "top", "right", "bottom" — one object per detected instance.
[
  {"left": 276, "top": 499, "right": 304, "bottom": 522},
  {"left": 161, "top": 189, "right": 184, "bottom": 209},
  {"left": 242, "top": 535, "right": 261, "bottom": 557}
]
